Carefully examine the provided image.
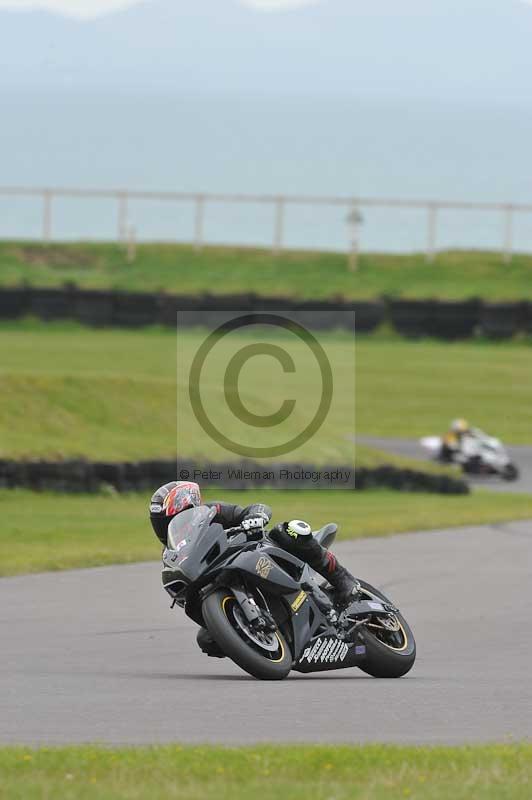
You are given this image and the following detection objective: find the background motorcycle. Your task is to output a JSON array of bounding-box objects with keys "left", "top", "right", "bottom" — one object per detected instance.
[
  {"left": 421, "top": 430, "right": 519, "bottom": 481},
  {"left": 162, "top": 505, "right": 416, "bottom": 681}
]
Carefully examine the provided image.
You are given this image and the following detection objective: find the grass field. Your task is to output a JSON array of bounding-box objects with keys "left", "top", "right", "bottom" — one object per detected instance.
[
  {"left": 2, "top": 241, "right": 532, "bottom": 300},
  {"left": 1, "top": 322, "right": 531, "bottom": 463},
  {"left": 2, "top": 487, "right": 532, "bottom": 577},
  {"left": 1, "top": 743, "right": 530, "bottom": 800}
]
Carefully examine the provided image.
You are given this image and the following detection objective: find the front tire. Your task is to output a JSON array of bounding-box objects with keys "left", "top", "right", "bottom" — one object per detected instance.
[
  {"left": 502, "top": 463, "right": 519, "bottom": 481},
  {"left": 356, "top": 580, "right": 416, "bottom": 678},
  {"left": 202, "top": 588, "right": 292, "bottom": 681}
]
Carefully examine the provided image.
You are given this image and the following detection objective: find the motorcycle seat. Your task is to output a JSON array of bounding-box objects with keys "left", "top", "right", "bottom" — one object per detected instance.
[{"left": 313, "top": 523, "right": 337, "bottom": 549}]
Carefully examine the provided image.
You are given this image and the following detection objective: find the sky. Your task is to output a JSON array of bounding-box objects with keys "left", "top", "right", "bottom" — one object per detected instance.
[
  {"left": 0, "top": 0, "right": 142, "bottom": 16},
  {"left": 0, "top": 0, "right": 531, "bottom": 18},
  {"left": 0, "top": 0, "right": 319, "bottom": 16}
]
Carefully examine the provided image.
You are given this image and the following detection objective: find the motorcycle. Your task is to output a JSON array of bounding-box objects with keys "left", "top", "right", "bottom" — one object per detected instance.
[
  {"left": 161, "top": 505, "right": 416, "bottom": 681},
  {"left": 420, "top": 429, "right": 519, "bottom": 481}
]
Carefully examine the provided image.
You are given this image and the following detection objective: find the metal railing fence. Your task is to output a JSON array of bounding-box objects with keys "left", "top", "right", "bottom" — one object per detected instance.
[{"left": 1, "top": 185, "right": 531, "bottom": 264}]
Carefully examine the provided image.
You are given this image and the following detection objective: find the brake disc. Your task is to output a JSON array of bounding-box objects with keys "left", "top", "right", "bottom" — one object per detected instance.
[
  {"left": 232, "top": 606, "right": 279, "bottom": 652},
  {"left": 376, "top": 614, "right": 401, "bottom": 632}
]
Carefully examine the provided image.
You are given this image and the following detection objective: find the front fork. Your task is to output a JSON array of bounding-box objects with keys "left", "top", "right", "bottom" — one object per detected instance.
[{"left": 213, "top": 581, "right": 277, "bottom": 633}]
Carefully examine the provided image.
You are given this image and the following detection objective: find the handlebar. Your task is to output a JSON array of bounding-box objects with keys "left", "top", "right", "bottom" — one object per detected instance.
[{"left": 225, "top": 525, "right": 269, "bottom": 540}]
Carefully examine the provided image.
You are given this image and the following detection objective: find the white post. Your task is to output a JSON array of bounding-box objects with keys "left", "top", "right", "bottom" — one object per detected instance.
[
  {"left": 117, "top": 193, "right": 129, "bottom": 243},
  {"left": 273, "top": 197, "right": 285, "bottom": 255},
  {"left": 42, "top": 190, "right": 53, "bottom": 243},
  {"left": 426, "top": 204, "right": 438, "bottom": 264},
  {"left": 503, "top": 206, "right": 513, "bottom": 265},
  {"left": 348, "top": 230, "right": 358, "bottom": 272},
  {"left": 346, "top": 207, "right": 363, "bottom": 272},
  {"left": 194, "top": 195, "right": 205, "bottom": 252},
  {"left": 126, "top": 224, "right": 137, "bottom": 263}
]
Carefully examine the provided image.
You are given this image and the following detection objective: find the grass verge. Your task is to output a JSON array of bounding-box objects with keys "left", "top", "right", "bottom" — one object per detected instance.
[
  {"left": 2, "top": 241, "right": 532, "bottom": 300},
  {"left": 1, "top": 322, "right": 531, "bottom": 461},
  {"left": 1, "top": 743, "right": 531, "bottom": 799},
  {"left": 2, "top": 488, "right": 532, "bottom": 577}
]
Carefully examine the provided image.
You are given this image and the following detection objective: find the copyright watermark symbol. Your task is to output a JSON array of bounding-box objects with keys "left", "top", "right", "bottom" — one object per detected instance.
[
  {"left": 177, "top": 307, "right": 355, "bottom": 485},
  {"left": 189, "top": 314, "right": 332, "bottom": 458}
]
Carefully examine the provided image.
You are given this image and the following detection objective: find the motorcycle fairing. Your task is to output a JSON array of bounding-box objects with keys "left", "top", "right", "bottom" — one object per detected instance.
[
  {"left": 293, "top": 636, "right": 367, "bottom": 673},
  {"left": 199, "top": 543, "right": 342, "bottom": 662},
  {"left": 163, "top": 508, "right": 371, "bottom": 672},
  {"left": 217, "top": 543, "right": 303, "bottom": 595},
  {"left": 165, "top": 505, "right": 229, "bottom": 582}
]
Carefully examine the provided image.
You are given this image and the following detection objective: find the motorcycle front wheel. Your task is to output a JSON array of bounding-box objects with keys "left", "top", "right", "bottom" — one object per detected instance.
[
  {"left": 502, "top": 463, "right": 519, "bottom": 481},
  {"left": 202, "top": 588, "right": 292, "bottom": 680}
]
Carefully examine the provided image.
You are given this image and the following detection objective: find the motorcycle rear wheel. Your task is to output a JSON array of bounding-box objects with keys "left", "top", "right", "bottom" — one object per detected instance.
[
  {"left": 202, "top": 588, "right": 292, "bottom": 681},
  {"left": 356, "top": 580, "right": 416, "bottom": 678}
]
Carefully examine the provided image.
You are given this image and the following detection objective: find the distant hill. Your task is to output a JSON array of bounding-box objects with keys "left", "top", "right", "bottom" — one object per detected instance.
[{"left": 1, "top": 0, "right": 531, "bottom": 103}]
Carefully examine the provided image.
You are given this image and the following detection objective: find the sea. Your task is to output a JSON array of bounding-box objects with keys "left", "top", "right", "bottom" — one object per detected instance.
[{"left": 1, "top": 90, "right": 531, "bottom": 254}]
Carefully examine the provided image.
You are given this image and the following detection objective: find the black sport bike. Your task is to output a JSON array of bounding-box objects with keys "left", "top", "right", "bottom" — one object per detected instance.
[{"left": 162, "top": 505, "right": 416, "bottom": 681}]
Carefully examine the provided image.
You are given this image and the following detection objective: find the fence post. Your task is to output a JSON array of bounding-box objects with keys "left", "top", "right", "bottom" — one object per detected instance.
[
  {"left": 42, "top": 190, "right": 53, "bottom": 243},
  {"left": 273, "top": 197, "right": 285, "bottom": 255},
  {"left": 194, "top": 194, "right": 205, "bottom": 252},
  {"left": 503, "top": 205, "right": 513, "bottom": 265},
  {"left": 346, "top": 207, "right": 363, "bottom": 272},
  {"left": 426, "top": 204, "right": 438, "bottom": 264},
  {"left": 126, "top": 224, "right": 137, "bottom": 263},
  {"left": 117, "top": 192, "right": 129, "bottom": 243}
]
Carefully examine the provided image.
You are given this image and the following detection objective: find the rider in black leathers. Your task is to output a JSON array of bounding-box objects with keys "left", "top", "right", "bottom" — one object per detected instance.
[{"left": 150, "top": 480, "right": 357, "bottom": 657}]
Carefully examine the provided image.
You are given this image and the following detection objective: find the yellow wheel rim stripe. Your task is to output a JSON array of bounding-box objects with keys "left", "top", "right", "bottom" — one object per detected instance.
[
  {"left": 221, "top": 595, "right": 285, "bottom": 663},
  {"left": 359, "top": 590, "right": 409, "bottom": 652}
]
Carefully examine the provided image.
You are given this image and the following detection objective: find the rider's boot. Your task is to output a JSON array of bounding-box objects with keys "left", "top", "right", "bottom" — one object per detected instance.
[
  {"left": 311, "top": 549, "right": 359, "bottom": 606},
  {"left": 196, "top": 627, "right": 225, "bottom": 658},
  {"left": 270, "top": 521, "right": 358, "bottom": 606}
]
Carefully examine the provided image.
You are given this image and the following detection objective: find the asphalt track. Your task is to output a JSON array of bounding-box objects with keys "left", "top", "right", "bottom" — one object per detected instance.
[
  {"left": 2, "top": 520, "right": 531, "bottom": 746},
  {"left": 357, "top": 435, "right": 532, "bottom": 494}
]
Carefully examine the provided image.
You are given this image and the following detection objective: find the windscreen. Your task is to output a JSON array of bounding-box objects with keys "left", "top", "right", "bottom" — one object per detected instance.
[{"left": 167, "top": 505, "right": 216, "bottom": 550}]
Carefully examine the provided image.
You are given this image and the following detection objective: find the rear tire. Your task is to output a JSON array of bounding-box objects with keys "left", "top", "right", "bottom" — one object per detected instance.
[
  {"left": 463, "top": 455, "right": 482, "bottom": 475},
  {"left": 356, "top": 581, "right": 416, "bottom": 678},
  {"left": 202, "top": 588, "right": 292, "bottom": 681}
]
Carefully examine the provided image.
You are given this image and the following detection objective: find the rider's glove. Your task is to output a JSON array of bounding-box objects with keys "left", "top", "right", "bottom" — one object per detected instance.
[
  {"left": 241, "top": 516, "right": 267, "bottom": 533},
  {"left": 240, "top": 504, "right": 271, "bottom": 534}
]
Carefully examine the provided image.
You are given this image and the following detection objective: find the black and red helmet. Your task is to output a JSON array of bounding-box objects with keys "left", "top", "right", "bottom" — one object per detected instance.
[{"left": 163, "top": 481, "right": 202, "bottom": 516}]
